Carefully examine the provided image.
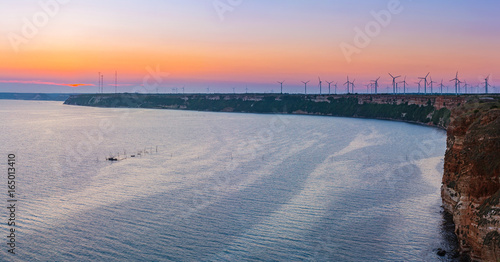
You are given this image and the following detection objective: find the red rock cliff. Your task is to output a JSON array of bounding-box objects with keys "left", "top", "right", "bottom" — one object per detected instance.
[{"left": 442, "top": 100, "right": 500, "bottom": 261}]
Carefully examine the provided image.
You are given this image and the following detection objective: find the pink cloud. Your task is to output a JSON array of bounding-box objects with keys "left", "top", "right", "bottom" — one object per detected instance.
[{"left": 0, "top": 80, "right": 95, "bottom": 87}]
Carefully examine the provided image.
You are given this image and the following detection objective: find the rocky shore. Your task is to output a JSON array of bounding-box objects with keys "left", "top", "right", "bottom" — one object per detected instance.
[{"left": 442, "top": 98, "right": 500, "bottom": 261}]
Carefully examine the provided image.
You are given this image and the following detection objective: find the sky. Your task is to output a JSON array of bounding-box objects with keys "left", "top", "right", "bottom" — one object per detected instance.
[{"left": 1, "top": 0, "right": 499, "bottom": 94}]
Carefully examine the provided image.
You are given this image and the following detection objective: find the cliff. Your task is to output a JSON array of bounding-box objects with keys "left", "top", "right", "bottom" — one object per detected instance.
[
  {"left": 442, "top": 98, "right": 500, "bottom": 261},
  {"left": 64, "top": 93, "right": 467, "bottom": 129}
]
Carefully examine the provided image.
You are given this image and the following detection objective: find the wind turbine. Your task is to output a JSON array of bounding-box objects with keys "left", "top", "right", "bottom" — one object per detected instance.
[
  {"left": 462, "top": 80, "right": 468, "bottom": 94},
  {"left": 344, "top": 76, "right": 356, "bottom": 94},
  {"left": 302, "top": 81, "right": 310, "bottom": 95},
  {"left": 326, "top": 81, "right": 334, "bottom": 95},
  {"left": 415, "top": 79, "right": 422, "bottom": 94},
  {"left": 365, "top": 83, "right": 371, "bottom": 94},
  {"left": 277, "top": 81, "right": 285, "bottom": 94},
  {"left": 483, "top": 75, "right": 491, "bottom": 94},
  {"left": 371, "top": 77, "right": 380, "bottom": 94},
  {"left": 100, "top": 74, "right": 104, "bottom": 93},
  {"left": 318, "top": 77, "right": 322, "bottom": 95},
  {"left": 344, "top": 76, "right": 352, "bottom": 94},
  {"left": 98, "top": 72, "right": 101, "bottom": 94},
  {"left": 399, "top": 76, "right": 408, "bottom": 94},
  {"left": 439, "top": 80, "right": 445, "bottom": 95},
  {"left": 334, "top": 82, "right": 338, "bottom": 95},
  {"left": 450, "top": 72, "right": 460, "bottom": 95},
  {"left": 388, "top": 73, "right": 401, "bottom": 94},
  {"left": 419, "top": 73, "right": 430, "bottom": 94},
  {"left": 429, "top": 77, "right": 437, "bottom": 94}
]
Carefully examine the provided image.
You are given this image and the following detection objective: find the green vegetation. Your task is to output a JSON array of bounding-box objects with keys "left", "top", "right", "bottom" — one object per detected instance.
[
  {"left": 447, "top": 180, "right": 457, "bottom": 189},
  {"left": 432, "top": 107, "right": 451, "bottom": 126}
]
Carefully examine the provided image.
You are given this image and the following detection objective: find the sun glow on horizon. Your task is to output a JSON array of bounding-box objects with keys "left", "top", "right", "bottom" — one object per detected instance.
[{"left": 0, "top": 0, "right": 499, "bottom": 93}]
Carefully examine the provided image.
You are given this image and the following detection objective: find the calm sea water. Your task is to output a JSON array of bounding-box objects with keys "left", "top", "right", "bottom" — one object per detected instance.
[{"left": 0, "top": 100, "right": 458, "bottom": 261}]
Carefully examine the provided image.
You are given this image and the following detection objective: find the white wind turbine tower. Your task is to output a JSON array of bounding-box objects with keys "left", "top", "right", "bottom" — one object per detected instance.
[
  {"left": 462, "top": 80, "right": 469, "bottom": 94},
  {"left": 318, "top": 77, "right": 322, "bottom": 95},
  {"left": 399, "top": 76, "right": 408, "bottom": 94},
  {"left": 326, "top": 81, "right": 334, "bottom": 95},
  {"left": 415, "top": 79, "right": 422, "bottom": 94},
  {"left": 483, "top": 75, "right": 491, "bottom": 94},
  {"left": 365, "top": 83, "right": 371, "bottom": 94},
  {"left": 344, "top": 76, "right": 352, "bottom": 94},
  {"left": 344, "top": 77, "right": 356, "bottom": 94},
  {"left": 277, "top": 81, "right": 285, "bottom": 94},
  {"left": 334, "top": 82, "right": 338, "bottom": 95},
  {"left": 371, "top": 77, "right": 380, "bottom": 94},
  {"left": 450, "top": 72, "right": 460, "bottom": 95},
  {"left": 439, "top": 80, "right": 445, "bottom": 95},
  {"left": 302, "top": 81, "right": 310, "bottom": 95},
  {"left": 419, "top": 73, "right": 430, "bottom": 94},
  {"left": 429, "top": 77, "right": 437, "bottom": 94},
  {"left": 388, "top": 73, "right": 401, "bottom": 94}
]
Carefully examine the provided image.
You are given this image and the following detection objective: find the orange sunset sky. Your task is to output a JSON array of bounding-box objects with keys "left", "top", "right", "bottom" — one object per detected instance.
[{"left": 1, "top": 0, "right": 499, "bottom": 93}]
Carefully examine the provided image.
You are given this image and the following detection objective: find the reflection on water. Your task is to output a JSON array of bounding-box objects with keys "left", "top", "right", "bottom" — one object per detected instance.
[{"left": 0, "top": 100, "right": 458, "bottom": 261}]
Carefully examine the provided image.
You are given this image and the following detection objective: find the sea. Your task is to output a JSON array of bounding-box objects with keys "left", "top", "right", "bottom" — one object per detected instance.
[{"left": 0, "top": 100, "right": 459, "bottom": 261}]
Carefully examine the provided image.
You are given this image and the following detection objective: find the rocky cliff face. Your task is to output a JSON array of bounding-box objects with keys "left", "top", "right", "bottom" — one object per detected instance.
[{"left": 442, "top": 100, "right": 500, "bottom": 261}]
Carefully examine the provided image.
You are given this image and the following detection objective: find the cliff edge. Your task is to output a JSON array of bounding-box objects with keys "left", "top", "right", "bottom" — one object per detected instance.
[
  {"left": 64, "top": 93, "right": 463, "bottom": 129},
  {"left": 442, "top": 98, "right": 500, "bottom": 261}
]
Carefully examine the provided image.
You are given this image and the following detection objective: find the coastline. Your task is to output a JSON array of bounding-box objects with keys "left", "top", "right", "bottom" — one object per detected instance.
[{"left": 64, "top": 93, "right": 473, "bottom": 129}]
